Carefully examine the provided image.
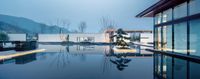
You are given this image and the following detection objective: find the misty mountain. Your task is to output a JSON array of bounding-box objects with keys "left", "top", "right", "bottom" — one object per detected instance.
[
  {"left": 0, "top": 21, "right": 29, "bottom": 33},
  {"left": 0, "top": 14, "right": 70, "bottom": 34}
]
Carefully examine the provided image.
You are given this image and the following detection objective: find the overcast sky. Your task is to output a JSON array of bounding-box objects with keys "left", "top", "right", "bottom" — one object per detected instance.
[{"left": 0, "top": 0, "right": 158, "bottom": 33}]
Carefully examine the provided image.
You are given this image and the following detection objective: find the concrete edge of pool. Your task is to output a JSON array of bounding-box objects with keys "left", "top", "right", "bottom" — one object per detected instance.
[{"left": 0, "top": 49, "right": 46, "bottom": 61}]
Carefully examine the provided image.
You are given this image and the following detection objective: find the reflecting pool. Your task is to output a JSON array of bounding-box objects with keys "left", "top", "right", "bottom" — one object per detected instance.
[
  {"left": 1, "top": 44, "right": 199, "bottom": 79},
  {"left": 0, "top": 45, "right": 153, "bottom": 79}
]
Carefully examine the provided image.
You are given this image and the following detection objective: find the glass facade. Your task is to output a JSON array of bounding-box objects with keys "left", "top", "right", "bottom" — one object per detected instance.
[
  {"left": 155, "top": 13, "right": 162, "bottom": 24},
  {"left": 155, "top": 27, "right": 162, "bottom": 50},
  {"left": 189, "top": 0, "right": 200, "bottom": 15},
  {"left": 163, "top": 9, "right": 172, "bottom": 23},
  {"left": 190, "top": 19, "right": 200, "bottom": 56},
  {"left": 154, "top": 28, "right": 158, "bottom": 49},
  {"left": 163, "top": 25, "right": 172, "bottom": 51},
  {"left": 174, "top": 23, "right": 187, "bottom": 54},
  {"left": 158, "top": 27, "right": 162, "bottom": 50},
  {"left": 154, "top": 0, "right": 200, "bottom": 57},
  {"left": 140, "top": 0, "right": 200, "bottom": 78},
  {"left": 174, "top": 2, "right": 187, "bottom": 19}
]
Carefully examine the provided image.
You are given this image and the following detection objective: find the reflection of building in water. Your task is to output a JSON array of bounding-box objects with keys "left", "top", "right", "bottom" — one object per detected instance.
[
  {"left": 77, "top": 37, "right": 95, "bottom": 42},
  {"left": 76, "top": 45, "right": 95, "bottom": 51},
  {"left": 0, "top": 59, "right": 15, "bottom": 64},
  {"left": 0, "top": 53, "right": 37, "bottom": 64},
  {"left": 15, "top": 53, "right": 36, "bottom": 64},
  {"left": 38, "top": 33, "right": 110, "bottom": 43},
  {"left": 154, "top": 53, "right": 200, "bottom": 79},
  {"left": 39, "top": 45, "right": 110, "bottom": 54}
]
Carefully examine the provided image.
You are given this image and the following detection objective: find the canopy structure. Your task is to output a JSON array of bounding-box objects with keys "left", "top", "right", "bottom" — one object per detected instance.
[{"left": 136, "top": 0, "right": 187, "bottom": 17}]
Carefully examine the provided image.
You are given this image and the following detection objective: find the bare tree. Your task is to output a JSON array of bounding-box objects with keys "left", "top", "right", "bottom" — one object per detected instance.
[
  {"left": 99, "top": 17, "right": 117, "bottom": 33},
  {"left": 48, "top": 19, "right": 71, "bottom": 34},
  {"left": 71, "top": 29, "right": 78, "bottom": 33},
  {"left": 78, "top": 21, "right": 87, "bottom": 33},
  {"left": 61, "top": 19, "right": 71, "bottom": 33},
  {"left": 40, "top": 24, "right": 47, "bottom": 34}
]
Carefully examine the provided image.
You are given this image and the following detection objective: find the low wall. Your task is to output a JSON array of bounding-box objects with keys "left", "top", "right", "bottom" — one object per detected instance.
[
  {"left": 8, "top": 34, "right": 26, "bottom": 41},
  {"left": 38, "top": 33, "right": 110, "bottom": 43}
]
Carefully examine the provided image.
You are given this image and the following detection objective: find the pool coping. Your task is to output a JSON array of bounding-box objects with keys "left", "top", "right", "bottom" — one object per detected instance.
[
  {"left": 146, "top": 49, "right": 200, "bottom": 64},
  {"left": 0, "top": 49, "right": 46, "bottom": 61}
]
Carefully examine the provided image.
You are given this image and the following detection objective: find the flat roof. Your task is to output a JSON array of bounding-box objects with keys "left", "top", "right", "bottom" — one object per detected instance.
[
  {"left": 136, "top": 0, "right": 187, "bottom": 17},
  {"left": 106, "top": 30, "right": 153, "bottom": 33}
]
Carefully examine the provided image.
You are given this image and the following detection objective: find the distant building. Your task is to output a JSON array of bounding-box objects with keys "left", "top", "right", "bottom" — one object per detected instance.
[
  {"left": 105, "top": 29, "right": 153, "bottom": 43},
  {"left": 38, "top": 33, "right": 110, "bottom": 43},
  {"left": 140, "top": 33, "right": 153, "bottom": 44}
]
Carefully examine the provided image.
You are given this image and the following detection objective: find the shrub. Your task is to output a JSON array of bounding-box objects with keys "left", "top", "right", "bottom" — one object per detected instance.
[{"left": 0, "top": 32, "right": 9, "bottom": 41}]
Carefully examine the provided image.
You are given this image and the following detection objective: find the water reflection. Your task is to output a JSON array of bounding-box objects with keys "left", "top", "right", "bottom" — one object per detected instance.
[
  {"left": 154, "top": 53, "right": 200, "bottom": 79},
  {"left": 1, "top": 44, "right": 199, "bottom": 79},
  {"left": 0, "top": 53, "right": 37, "bottom": 64},
  {"left": 110, "top": 58, "right": 131, "bottom": 71},
  {"left": 0, "top": 44, "right": 153, "bottom": 79},
  {"left": 15, "top": 53, "right": 37, "bottom": 64}
]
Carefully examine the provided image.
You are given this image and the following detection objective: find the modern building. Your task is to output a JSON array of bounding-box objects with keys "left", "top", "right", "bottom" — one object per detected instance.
[
  {"left": 136, "top": 0, "right": 200, "bottom": 57},
  {"left": 136, "top": 0, "right": 200, "bottom": 78}
]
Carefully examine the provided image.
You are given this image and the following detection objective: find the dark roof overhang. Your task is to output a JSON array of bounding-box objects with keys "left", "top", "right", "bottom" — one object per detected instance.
[{"left": 136, "top": 0, "right": 187, "bottom": 17}]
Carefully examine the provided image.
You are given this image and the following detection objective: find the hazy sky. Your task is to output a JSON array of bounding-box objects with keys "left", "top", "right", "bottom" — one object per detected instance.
[{"left": 0, "top": 0, "right": 158, "bottom": 33}]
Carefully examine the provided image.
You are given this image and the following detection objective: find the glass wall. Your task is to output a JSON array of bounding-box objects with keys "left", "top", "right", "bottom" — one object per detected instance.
[
  {"left": 174, "top": 23, "right": 187, "bottom": 54},
  {"left": 154, "top": 28, "right": 158, "bottom": 49},
  {"left": 153, "top": 0, "right": 200, "bottom": 57},
  {"left": 157, "top": 27, "right": 162, "bottom": 50},
  {"left": 174, "top": 2, "right": 187, "bottom": 19},
  {"left": 162, "top": 9, "right": 172, "bottom": 23},
  {"left": 190, "top": 19, "right": 200, "bottom": 56},
  {"left": 155, "top": 13, "right": 162, "bottom": 25},
  {"left": 162, "top": 25, "right": 172, "bottom": 51},
  {"left": 189, "top": 0, "right": 200, "bottom": 15}
]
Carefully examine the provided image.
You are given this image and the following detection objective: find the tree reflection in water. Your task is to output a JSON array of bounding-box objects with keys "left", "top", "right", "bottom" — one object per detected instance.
[
  {"left": 108, "top": 46, "right": 132, "bottom": 71},
  {"left": 48, "top": 45, "right": 87, "bottom": 71},
  {"left": 49, "top": 47, "right": 70, "bottom": 71},
  {"left": 110, "top": 55, "right": 131, "bottom": 71}
]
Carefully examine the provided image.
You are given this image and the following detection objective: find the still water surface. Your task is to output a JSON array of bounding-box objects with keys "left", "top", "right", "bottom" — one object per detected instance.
[
  {"left": 0, "top": 45, "right": 153, "bottom": 79},
  {"left": 1, "top": 44, "right": 200, "bottom": 79}
]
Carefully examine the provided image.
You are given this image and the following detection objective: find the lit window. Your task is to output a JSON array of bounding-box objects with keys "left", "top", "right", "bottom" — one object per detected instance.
[
  {"left": 155, "top": 13, "right": 162, "bottom": 25},
  {"left": 163, "top": 9, "right": 172, "bottom": 22}
]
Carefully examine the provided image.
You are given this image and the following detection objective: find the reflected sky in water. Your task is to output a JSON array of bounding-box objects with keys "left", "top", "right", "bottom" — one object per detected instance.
[{"left": 0, "top": 45, "right": 153, "bottom": 79}]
